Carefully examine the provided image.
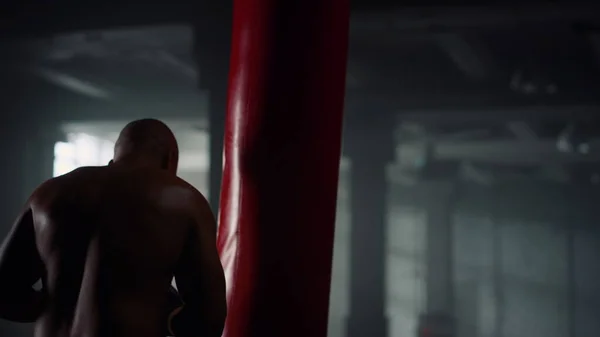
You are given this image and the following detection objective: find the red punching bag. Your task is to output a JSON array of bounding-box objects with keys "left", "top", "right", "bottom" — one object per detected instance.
[{"left": 216, "top": 0, "right": 350, "bottom": 336}]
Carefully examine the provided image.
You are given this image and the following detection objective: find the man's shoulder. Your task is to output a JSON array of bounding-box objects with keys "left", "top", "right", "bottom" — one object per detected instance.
[
  {"left": 169, "top": 178, "right": 215, "bottom": 235},
  {"left": 44, "top": 166, "right": 104, "bottom": 184},
  {"left": 29, "top": 166, "right": 106, "bottom": 202},
  {"left": 30, "top": 167, "right": 209, "bottom": 208},
  {"left": 164, "top": 176, "right": 210, "bottom": 208},
  {"left": 39, "top": 166, "right": 104, "bottom": 188}
]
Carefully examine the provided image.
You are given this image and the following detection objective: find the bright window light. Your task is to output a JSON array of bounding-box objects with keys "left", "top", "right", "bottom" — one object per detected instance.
[{"left": 53, "top": 133, "right": 115, "bottom": 177}]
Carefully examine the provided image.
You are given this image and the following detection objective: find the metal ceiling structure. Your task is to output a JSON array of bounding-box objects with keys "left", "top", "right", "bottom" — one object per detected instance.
[{"left": 1, "top": 0, "right": 600, "bottom": 183}]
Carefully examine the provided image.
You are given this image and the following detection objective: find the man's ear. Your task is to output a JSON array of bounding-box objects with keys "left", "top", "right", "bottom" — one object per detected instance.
[
  {"left": 160, "top": 154, "right": 171, "bottom": 171},
  {"left": 163, "top": 151, "right": 178, "bottom": 173},
  {"left": 108, "top": 160, "right": 114, "bottom": 165}
]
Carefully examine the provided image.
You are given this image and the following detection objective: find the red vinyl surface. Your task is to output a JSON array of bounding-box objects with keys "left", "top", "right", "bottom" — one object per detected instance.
[{"left": 216, "top": 0, "right": 350, "bottom": 336}]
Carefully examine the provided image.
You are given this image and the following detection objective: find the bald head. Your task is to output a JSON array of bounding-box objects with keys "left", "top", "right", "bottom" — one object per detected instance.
[{"left": 112, "top": 119, "right": 179, "bottom": 174}]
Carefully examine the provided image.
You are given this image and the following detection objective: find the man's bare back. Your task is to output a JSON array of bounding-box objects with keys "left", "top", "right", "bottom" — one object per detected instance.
[{"left": 0, "top": 119, "right": 226, "bottom": 337}]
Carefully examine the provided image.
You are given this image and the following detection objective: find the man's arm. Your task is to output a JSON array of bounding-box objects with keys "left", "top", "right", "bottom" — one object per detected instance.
[
  {"left": 171, "top": 193, "right": 226, "bottom": 337},
  {"left": 0, "top": 206, "right": 46, "bottom": 322}
]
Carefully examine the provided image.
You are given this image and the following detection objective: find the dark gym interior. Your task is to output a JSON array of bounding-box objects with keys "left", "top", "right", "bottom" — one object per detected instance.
[{"left": 1, "top": 1, "right": 600, "bottom": 337}]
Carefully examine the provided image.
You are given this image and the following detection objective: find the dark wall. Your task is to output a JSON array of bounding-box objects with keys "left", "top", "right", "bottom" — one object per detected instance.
[
  {"left": 388, "top": 181, "right": 600, "bottom": 337},
  {"left": 1, "top": 127, "right": 599, "bottom": 337},
  {"left": 318, "top": 160, "right": 600, "bottom": 337},
  {"left": 0, "top": 124, "right": 55, "bottom": 336},
  {"left": 0, "top": 69, "right": 87, "bottom": 336}
]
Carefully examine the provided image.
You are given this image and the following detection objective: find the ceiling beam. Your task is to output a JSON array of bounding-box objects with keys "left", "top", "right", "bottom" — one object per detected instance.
[
  {"left": 34, "top": 67, "right": 113, "bottom": 99},
  {"left": 434, "top": 33, "right": 493, "bottom": 80},
  {"left": 153, "top": 50, "right": 197, "bottom": 79},
  {"left": 351, "top": 3, "right": 600, "bottom": 34},
  {"left": 396, "top": 139, "right": 600, "bottom": 166},
  {"left": 32, "top": 25, "right": 193, "bottom": 60},
  {"left": 506, "top": 121, "right": 538, "bottom": 140},
  {"left": 394, "top": 105, "right": 600, "bottom": 124},
  {"left": 3, "top": 3, "right": 599, "bottom": 39},
  {"left": 588, "top": 32, "right": 600, "bottom": 69},
  {"left": 345, "top": 84, "right": 600, "bottom": 123}
]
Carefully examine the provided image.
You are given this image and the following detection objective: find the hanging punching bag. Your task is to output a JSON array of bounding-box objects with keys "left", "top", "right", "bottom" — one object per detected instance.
[{"left": 216, "top": 0, "right": 350, "bottom": 336}]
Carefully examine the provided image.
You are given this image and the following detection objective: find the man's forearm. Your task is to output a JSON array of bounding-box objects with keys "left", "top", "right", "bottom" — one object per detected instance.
[
  {"left": 170, "top": 305, "right": 225, "bottom": 337},
  {"left": 0, "top": 288, "right": 46, "bottom": 323}
]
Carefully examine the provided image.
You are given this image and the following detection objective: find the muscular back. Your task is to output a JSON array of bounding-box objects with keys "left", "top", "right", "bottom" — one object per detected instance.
[{"left": 29, "top": 166, "right": 213, "bottom": 337}]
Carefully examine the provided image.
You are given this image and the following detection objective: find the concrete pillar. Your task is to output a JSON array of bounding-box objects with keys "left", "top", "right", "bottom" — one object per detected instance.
[
  {"left": 492, "top": 217, "right": 504, "bottom": 337},
  {"left": 425, "top": 182, "right": 456, "bottom": 313},
  {"left": 565, "top": 185, "right": 576, "bottom": 337},
  {"left": 419, "top": 181, "right": 457, "bottom": 337},
  {"left": 0, "top": 122, "right": 54, "bottom": 225},
  {"left": 208, "top": 87, "right": 227, "bottom": 215},
  {"left": 194, "top": 14, "right": 232, "bottom": 215},
  {"left": 0, "top": 122, "right": 57, "bottom": 337},
  {"left": 346, "top": 121, "right": 394, "bottom": 337},
  {"left": 0, "top": 124, "right": 27, "bottom": 337},
  {"left": 23, "top": 125, "right": 59, "bottom": 196}
]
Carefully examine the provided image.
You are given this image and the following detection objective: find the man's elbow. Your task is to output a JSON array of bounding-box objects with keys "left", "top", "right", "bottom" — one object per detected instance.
[
  {"left": 174, "top": 300, "right": 227, "bottom": 337},
  {"left": 206, "top": 301, "right": 227, "bottom": 337},
  {"left": 218, "top": 301, "right": 228, "bottom": 333},
  {"left": 0, "top": 288, "right": 45, "bottom": 323}
]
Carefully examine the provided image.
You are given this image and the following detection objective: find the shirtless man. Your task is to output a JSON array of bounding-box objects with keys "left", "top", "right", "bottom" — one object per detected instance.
[{"left": 0, "top": 119, "right": 226, "bottom": 337}]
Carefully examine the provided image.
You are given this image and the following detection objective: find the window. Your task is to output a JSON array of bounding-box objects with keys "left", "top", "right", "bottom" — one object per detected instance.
[{"left": 53, "top": 133, "right": 115, "bottom": 177}]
